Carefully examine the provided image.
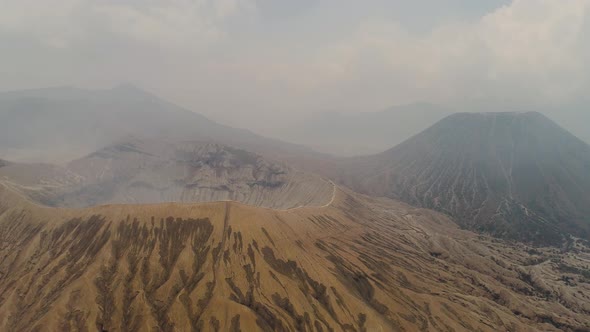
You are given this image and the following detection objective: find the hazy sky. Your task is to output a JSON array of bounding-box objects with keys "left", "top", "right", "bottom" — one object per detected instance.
[{"left": 1, "top": 0, "right": 589, "bottom": 130}]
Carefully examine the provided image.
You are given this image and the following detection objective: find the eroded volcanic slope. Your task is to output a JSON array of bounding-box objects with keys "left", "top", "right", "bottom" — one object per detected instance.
[
  {"left": 340, "top": 112, "right": 590, "bottom": 245},
  {"left": 0, "top": 140, "right": 333, "bottom": 209},
  {"left": 1, "top": 183, "right": 589, "bottom": 331}
]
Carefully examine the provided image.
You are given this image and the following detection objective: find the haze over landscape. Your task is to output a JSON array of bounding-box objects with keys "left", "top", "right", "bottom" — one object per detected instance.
[
  {"left": 1, "top": 1, "right": 590, "bottom": 331},
  {"left": 2, "top": 0, "right": 590, "bottom": 147}
]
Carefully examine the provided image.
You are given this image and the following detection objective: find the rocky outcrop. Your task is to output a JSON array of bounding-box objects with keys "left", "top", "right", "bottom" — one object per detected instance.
[{"left": 0, "top": 140, "right": 334, "bottom": 209}]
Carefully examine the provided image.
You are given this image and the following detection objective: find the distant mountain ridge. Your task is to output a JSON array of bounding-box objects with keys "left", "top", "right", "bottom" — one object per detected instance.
[
  {"left": 274, "top": 103, "right": 450, "bottom": 156},
  {"left": 0, "top": 85, "right": 318, "bottom": 163},
  {"left": 267, "top": 100, "right": 589, "bottom": 157},
  {"left": 339, "top": 112, "right": 590, "bottom": 245}
]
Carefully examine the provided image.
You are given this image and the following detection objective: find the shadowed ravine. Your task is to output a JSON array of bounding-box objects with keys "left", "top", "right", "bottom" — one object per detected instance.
[{"left": 0, "top": 183, "right": 589, "bottom": 331}]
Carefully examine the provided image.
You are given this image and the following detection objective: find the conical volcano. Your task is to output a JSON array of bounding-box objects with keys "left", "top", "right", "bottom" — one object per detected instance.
[{"left": 342, "top": 112, "right": 590, "bottom": 245}]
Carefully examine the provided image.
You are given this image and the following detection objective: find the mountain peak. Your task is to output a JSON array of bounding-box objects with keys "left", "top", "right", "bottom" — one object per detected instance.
[
  {"left": 443, "top": 111, "right": 546, "bottom": 121},
  {"left": 106, "top": 83, "right": 157, "bottom": 101},
  {"left": 345, "top": 111, "right": 590, "bottom": 245},
  {"left": 111, "top": 82, "right": 145, "bottom": 93}
]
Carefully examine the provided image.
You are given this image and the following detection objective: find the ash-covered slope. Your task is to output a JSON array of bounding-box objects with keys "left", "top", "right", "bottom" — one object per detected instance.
[
  {"left": 0, "top": 140, "right": 333, "bottom": 209},
  {"left": 1, "top": 183, "right": 589, "bottom": 331},
  {"left": 341, "top": 112, "right": 590, "bottom": 245}
]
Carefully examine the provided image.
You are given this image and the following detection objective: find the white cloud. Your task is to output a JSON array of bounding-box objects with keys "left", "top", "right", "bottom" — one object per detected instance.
[
  {"left": 0, "top": 0, "right": 255, "bottom": 49},
  {"left": 0, "top": 0, "right": 83, "bottom": 47},
  {"left": 0, "top": 0, "right": 588, "bottom": 123},
  {"left": 288, "top": 0, "right": 590, "bottom": 107}
]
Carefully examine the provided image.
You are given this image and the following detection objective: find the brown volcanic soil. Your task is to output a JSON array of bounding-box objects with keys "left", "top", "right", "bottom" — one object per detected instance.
[{"left": 0, "top": 184, "right": 589, "bottom": 331}]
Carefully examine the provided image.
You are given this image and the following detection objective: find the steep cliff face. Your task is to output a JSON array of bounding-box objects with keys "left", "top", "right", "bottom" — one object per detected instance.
[
  {"left": 0, "top": 140, "right": 334, "bottom": 209},
  {"left": 340, "top": 112, "right": 590, "bottom": 245},
  {"left": 0, "top": 184, "right": 589, "bottom": 331}
]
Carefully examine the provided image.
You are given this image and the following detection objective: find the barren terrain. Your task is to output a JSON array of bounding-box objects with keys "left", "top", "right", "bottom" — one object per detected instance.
[
  {"left": 338, "top": 112, "right": 590, "bottom": 245},
  {"left": 0, "top": 140, "right": 333, "bottom": 210},
  {"left": 1, "top": 183, "right": 589, "bottom": 331}
]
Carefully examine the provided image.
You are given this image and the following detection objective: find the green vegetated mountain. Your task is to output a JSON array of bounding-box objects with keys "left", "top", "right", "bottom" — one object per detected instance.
[
  {"left": 0, "top": 85, "right": 317, "bottom": 163},
  {"left": 339, "top": 112, "right": 590, "bottom": 245}
]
